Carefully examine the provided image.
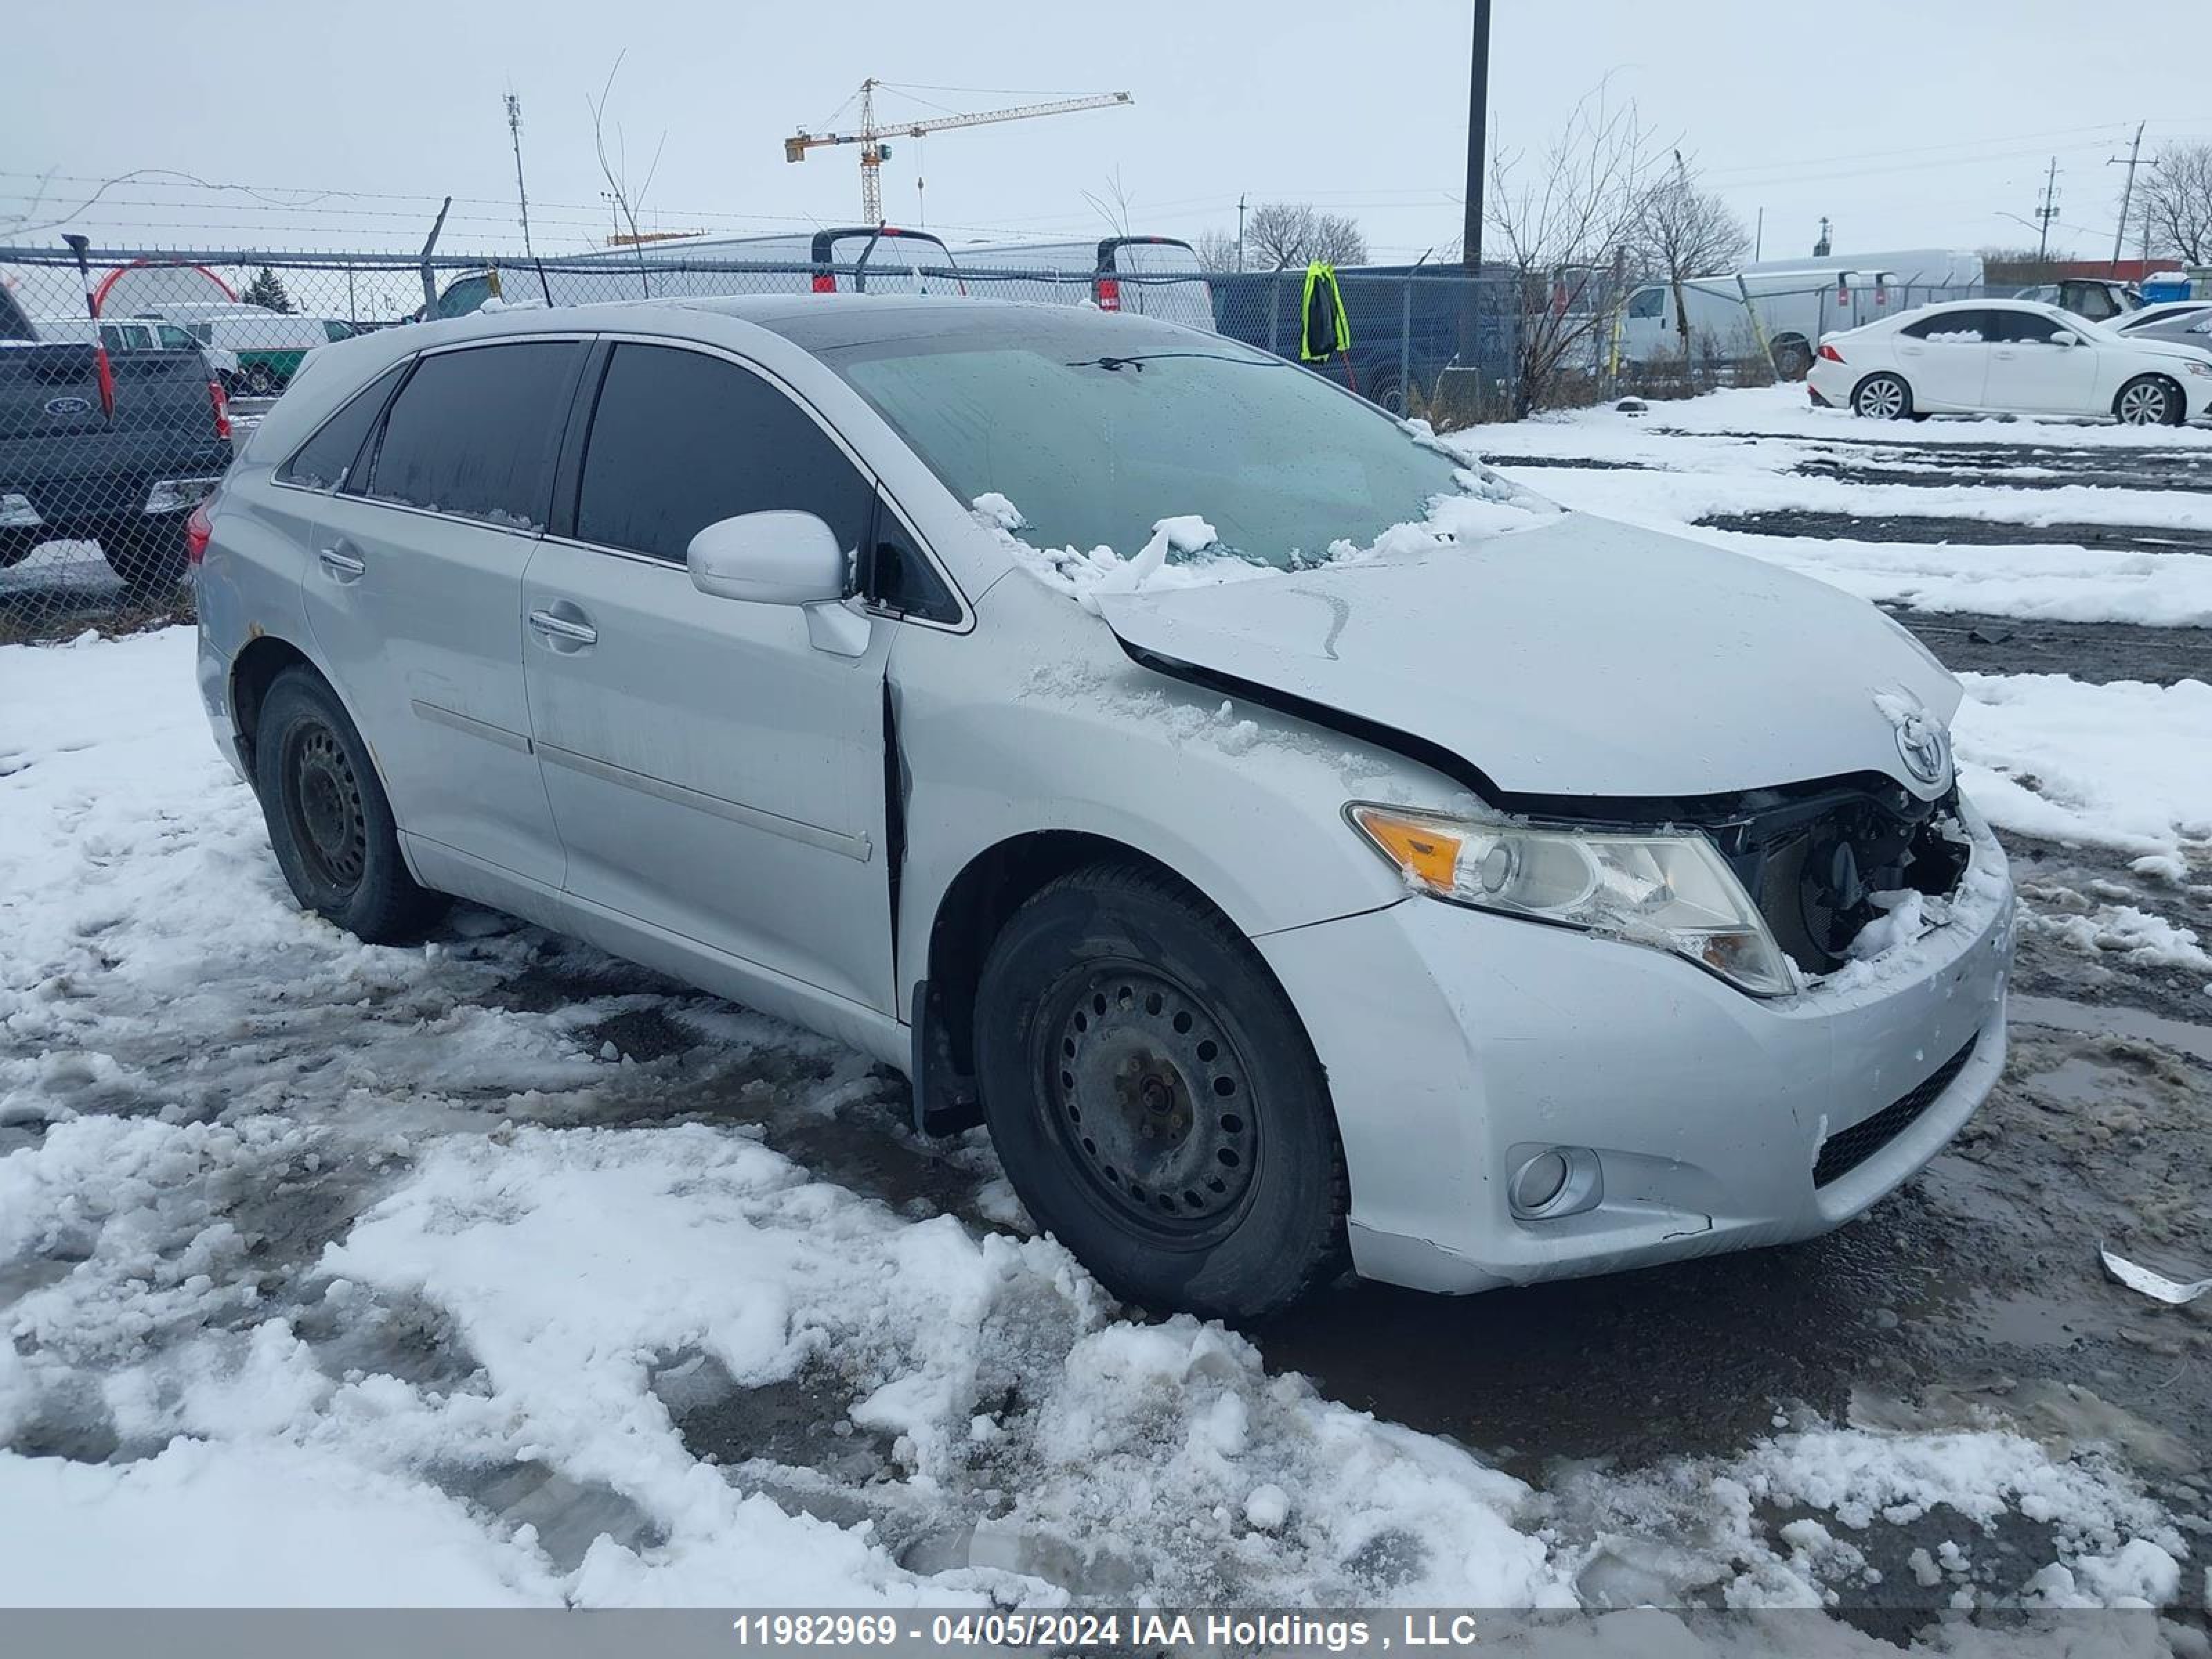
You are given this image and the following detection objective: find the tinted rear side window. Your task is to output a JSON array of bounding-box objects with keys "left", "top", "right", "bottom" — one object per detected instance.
[
  {"left": 1902, "top": 310, "right": 1996, "bottom": 341},
  {"left": 280, "top": 361, "right": 407, "bottom": 490},
  {"left": 367, "top": 341, "right": 582, "bottom": 528},
  {"left": 575, "top": 343, "right": 872, "bottom": 563}
]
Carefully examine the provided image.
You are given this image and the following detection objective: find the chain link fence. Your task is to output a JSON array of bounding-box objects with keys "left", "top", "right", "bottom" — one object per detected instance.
[{"left": 0, "top": 241, "right": 1991, "bottom": 643}]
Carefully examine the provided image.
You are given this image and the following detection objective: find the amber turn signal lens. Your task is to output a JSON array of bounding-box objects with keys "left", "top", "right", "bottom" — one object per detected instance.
[{"left": 1349, "top": 807, "right": 1463, "bottom": 891}]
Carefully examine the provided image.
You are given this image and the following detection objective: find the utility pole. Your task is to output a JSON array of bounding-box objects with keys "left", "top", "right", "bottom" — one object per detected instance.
[
  {"left": 2108, "top": 122, "right": 2145, "bottom": 275},
  {"left": 505, "top": 93, "right": 536, "bottom": 263},
  {"left": 1754, "top": 207, "right": 1763, "bottom": 262},
  {"left": 1442, "top": 0, "right": 1492, "bottom": 422},
  {"left": 2034, "top": 156, "right": 2061, "bottom": 264},
  {"left": 1237, "top": 193, "right": 1247, "bottom": 272}
]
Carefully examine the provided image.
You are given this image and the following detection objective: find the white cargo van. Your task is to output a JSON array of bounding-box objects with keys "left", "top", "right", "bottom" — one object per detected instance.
[
  {"left": 950, "top": 236, "right": 1216, "bottom": 332},
  {"left": 1620, "top": 250, "right": 1983, "bottom": 379},
  {"left": 433, "top": 226, "right": 964, "bottom": 318}
]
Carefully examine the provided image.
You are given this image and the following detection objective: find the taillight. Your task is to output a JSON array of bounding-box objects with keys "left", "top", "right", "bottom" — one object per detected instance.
[
  {"left": 208, "top": 378, "right": 231, "bottom": 440},
  {"left": 185, "top": 499, "right": 213, "bottom": 568},
  {"left": 810, "top": 273, "right": 836, "bottom": 294},
  {"left": 1095, "top": 276, "right": 1121, "bottom": 312},
  {"left": 1817, "top": 343, "right": 1845, "bottom": 363}
]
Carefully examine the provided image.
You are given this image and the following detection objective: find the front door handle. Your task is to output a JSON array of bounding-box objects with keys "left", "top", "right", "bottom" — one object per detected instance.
[
  {"left": 527, "top": 607, "right": 598, "bottom": 648},
  {"left": 317, "top": 545, "right": 366, "bottom": 581}
]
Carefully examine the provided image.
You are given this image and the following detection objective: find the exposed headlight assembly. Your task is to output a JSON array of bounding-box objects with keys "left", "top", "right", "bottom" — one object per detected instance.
[{"left": 1348, "top": 804, "right": 1798, "bottom": 997}]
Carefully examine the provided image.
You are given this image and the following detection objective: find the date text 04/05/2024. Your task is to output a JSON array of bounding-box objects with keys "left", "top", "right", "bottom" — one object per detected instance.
[{"left": 728, "top": 1612, "right": 1491, "bottom": 1650}]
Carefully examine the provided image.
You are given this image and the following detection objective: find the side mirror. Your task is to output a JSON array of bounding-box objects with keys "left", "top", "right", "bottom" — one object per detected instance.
[
  {"left": 2050, "top": 330, "right": 2079, "bottom": 347},
  {"left": 688, "top": 511, "right": 847, "bottom": 606}
]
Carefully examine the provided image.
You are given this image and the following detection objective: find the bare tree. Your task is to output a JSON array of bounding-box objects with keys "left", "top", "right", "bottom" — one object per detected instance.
[
  {"left": 1081, "top": 168, "right": 1137, "bottom": 239},
  {"left": 1241, "top": 202, "right": 1368, "bottom": 270},
  {"left": 1191, "top": 227, "right": 1242, "bottom": 272},
  {"left": 1634, "top": 153, "right": 1750, "bottom": 362},
  {"left": 587, "top": 51, "right": 669, "bottom": 290},
  {"left": 1485, "top": 82, "right": 1658, "bottom": 416},
  {"left": 2139, "top": 142, "right": 2212, "bottom": 264}
]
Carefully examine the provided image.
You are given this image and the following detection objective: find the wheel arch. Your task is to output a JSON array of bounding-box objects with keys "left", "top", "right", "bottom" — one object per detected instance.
[{"left": 912, "top": 829, "right": 1305, "bottom": 1133}]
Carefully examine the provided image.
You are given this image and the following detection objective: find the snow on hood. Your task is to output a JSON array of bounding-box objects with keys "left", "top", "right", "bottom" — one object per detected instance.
[
  {"left": 1095, "top": 512, "right": 1965, "bottom": 801},
  {"left": 970, "top": 460, "right": 1558, "bottom": 617}
]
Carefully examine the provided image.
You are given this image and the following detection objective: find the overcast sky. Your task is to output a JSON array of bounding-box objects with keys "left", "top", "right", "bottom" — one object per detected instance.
[{"left": 6, "top": 1, "right": 2206, "bottom": 267}]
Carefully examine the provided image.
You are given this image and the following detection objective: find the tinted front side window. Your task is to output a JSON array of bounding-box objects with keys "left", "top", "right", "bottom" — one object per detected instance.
[
  {"left": 368, "top": 342, "right": 581, "bottom": 527},
  {"left": 1990, "top": 311, "right": 2065, "bottom": 344},
  {"left": 575, "top": 343, "right": 872, "bottom": 563},
  {"left": 1627, "top": 286, "right": 1664, "bottom": 319},
  {"left": 281, "top": 361, "right": 408, "bottom": 490}
]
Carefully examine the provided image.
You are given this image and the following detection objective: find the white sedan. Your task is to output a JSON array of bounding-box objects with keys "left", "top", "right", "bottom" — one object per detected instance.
[{"left": 1806, "top": 299, "right": 2212, "bottom": 425}]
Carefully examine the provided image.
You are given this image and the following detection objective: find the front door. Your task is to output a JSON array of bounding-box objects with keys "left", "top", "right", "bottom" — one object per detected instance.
[
  {"left": 301, "top": 338, "right": 588, "bottom": 890},
  {"left": 1984, "top": 310, "right": 2100, "bottom": 413},
  {"left": 521, "top": 339, "right": 894, "bottom": 1013}
]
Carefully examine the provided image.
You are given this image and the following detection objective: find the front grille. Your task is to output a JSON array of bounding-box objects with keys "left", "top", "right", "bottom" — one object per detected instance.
[
  {"left": 1813, "top": 1038, "right": 1977, "bottom": 1188},
  {"left": 1742, "top": 785, "right": 1971, "bottom": 975}
]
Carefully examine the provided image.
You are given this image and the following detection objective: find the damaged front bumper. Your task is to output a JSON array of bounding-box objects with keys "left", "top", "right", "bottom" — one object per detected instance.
[{"left": 1259, "top": 809, "right": 2014, "bottom": 1295}]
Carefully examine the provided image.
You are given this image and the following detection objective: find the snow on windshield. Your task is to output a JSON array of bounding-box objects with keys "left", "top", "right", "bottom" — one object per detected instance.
[{"left": 977, "top": 446, "right": 1557, "bottom": 615}]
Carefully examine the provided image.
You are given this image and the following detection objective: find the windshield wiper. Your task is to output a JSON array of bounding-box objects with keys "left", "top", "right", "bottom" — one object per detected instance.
[{"left": 1064, "top": 351, "right": 1282, "bottom": 372}]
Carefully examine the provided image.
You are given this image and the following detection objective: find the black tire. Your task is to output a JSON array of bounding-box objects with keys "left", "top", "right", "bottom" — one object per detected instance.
[
  {"left": 255, "top": 668, "right": 448, "bottom": 942},
  {"left": 973, "top": 863, "right": 1347, "bottom": 1319},
  {"left": 2113, "top": 374, "right": 2183, "bottom": 428},
  {"left": 1852, "top": 372, "right": 1913, "bottom": 420},
  {"left": 100, "top": 520, "right": 187, "bottom": 599},
  {"left": 1771, "top": 337, "right": 1813, "bottom": 382},
  {"left": 243, "top": 362, "right": 279, "bottom": 397}
]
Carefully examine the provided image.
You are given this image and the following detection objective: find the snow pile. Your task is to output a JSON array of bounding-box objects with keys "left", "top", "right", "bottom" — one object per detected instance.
[
  {"left": 1951, "top": 673, "right": 2212, "bottom": 860},
  {"left": 2018, "top": 899, "right": 2212, "bottom": 980},
  {"left": 973, "top": 464, "right": 1553, "bottom": 615},
  {"left": 0, "top": 627, "right": 2195, "bottom": 1616},
  {"left": 1557, "top": 1421, "right": 2188, "bottom": 1611}
]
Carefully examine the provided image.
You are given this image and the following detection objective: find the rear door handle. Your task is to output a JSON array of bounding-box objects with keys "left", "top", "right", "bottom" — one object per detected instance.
[
  {"left": 528, "top": 607, "right": 598, "bottom": 648},
  {"left": 317, "top": 545, "right": 366, "bottom": 581}
]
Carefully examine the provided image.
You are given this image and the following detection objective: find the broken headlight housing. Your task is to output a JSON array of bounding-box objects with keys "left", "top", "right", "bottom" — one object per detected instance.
[{"left": 1348, "top": 803, "right": 1798, "bottom": 997}]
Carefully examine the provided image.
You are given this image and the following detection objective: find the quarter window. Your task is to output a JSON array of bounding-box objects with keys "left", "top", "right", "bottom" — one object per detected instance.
[
  {"left": 366, "top": 341, "right": 582, "bottom": 528},
  {"left": 280, "top": 362, "right": 409, "bottom": 491},
  {"left": 574, "top": 343, "right": 872, "bottom": 564}
]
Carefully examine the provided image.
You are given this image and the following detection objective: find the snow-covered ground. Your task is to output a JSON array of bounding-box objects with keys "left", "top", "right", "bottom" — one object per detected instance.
[{"left": 3, "top": 386, "right": 2209, "bottom": 1627}]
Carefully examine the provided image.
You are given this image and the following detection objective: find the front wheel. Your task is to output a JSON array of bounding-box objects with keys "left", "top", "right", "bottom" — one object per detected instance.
[
  {"left": 1852, "top": 372, "right": 1913, "bottom": 420},
  {"left": 973, "top": 864, "right": 1347, "bottom": 1320},
  {"left": 2114, "top": 375, "right": 2183, "bottom": 427},
  {"left": 255, "top": 668, "right": 448, "bottom": 941}
]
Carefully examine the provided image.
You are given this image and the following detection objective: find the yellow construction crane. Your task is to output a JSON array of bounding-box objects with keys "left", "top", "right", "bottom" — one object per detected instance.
[{"left": 785, "top": 79, "right": 1133, "bottom": 224}]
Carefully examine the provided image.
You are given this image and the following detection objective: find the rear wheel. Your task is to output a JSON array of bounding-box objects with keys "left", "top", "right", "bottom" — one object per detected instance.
[
  {"left": 2114, "top": 375, "right": 2182, "bottom": 427},
  {"left": 256, "top": 668, "right": 447, "bottom": 942},
  {"left": 973, "top": 863, "right": 1347, "bottom": 1320},
  {"left": 1771, "top": 337, "right": 1814, "bottom": 381},
  {"left": 100, "top": 519, "right": 187, "bottom": 599},
  {"left": 243, "top": 362, "right": 279, "bottom": 397},
  {"left": 1852, "top": 372, "right": 1913, "bottom": 420}
]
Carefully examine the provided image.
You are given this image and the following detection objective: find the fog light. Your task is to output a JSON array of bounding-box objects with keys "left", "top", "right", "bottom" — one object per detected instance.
[{"left": 1510, "top": 1150, "right": 1571, "bottom": 1215}]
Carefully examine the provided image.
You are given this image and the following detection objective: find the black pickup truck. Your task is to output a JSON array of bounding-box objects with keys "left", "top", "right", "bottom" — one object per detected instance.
[{"left": 2, "top": 285, "right": 236, "bottom": 596}]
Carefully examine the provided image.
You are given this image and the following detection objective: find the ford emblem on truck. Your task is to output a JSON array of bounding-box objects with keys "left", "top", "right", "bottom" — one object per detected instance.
[{"left": 44, "top": 395, "right": 93, "bottom": 418}]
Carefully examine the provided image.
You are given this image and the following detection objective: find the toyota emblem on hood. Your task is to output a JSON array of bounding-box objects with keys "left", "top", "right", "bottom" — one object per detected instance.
[{"left": 1895, "top": 711, "right": 1951, "bottom": 788}]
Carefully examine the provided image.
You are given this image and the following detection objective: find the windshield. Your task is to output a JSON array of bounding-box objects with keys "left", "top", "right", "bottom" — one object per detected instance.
[{"left": 817, "top": 311, "right": 1465, "bottom": 568}]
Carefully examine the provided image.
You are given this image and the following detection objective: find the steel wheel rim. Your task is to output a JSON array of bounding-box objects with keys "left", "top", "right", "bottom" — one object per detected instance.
[
  {"left": 285, "top": 722, "right": 368, "bottom": 892},
  {"left": 2119, "top": 384, "right": 2165, "bottom": 424},
  {"left": 1859, "top": 379, "right": 1903, "bottom": 418},
  {"left": 1038, "top": 962, "right": 1259, "bottom": 1241}
]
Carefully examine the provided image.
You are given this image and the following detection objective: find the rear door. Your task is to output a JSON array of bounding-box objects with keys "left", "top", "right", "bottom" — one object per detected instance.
[
  {"left": 301, "top": 337, "right": 588, "bottom": 891},
  {"left": 1894, "top": 309, "right": 1997, "bottom": 409},
  {"left": 521, "top": 337, "right": 894, "bottom": 1011}
]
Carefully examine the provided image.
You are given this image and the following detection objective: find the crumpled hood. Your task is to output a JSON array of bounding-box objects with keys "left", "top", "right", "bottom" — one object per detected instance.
[{"left": 1097, "top": 514, "right": 1962, "bottom": 801}]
